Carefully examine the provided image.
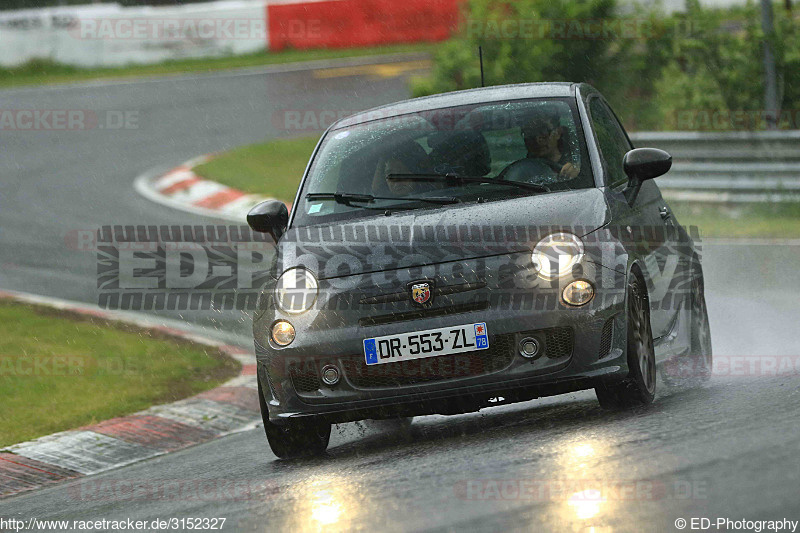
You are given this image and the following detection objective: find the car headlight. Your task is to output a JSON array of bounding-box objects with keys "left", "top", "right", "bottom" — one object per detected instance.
[
  {"left": 531, "top": 232, "right": 585, "bottom": 280},
  {"left": 274, "top": 267, "right": 318, "bottom": 314}
]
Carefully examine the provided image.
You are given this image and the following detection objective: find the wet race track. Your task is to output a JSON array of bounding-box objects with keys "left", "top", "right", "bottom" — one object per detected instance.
[{"left": 1, "top": 57, "right": 799, "bottom": 531}]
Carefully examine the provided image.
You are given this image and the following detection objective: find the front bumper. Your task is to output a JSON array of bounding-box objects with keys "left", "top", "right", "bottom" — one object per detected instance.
[{"left": 255, "top": 252, "right": 629, "bottom": 423}]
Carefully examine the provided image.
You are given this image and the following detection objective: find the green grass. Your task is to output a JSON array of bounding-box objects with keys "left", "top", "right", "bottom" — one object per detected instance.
[
  {"left": 195, "top": 136, "right": 800, "bottom": 238},
  {"left": 0, "top": 43, "right": 435, "bottom": 89},
  {"left": 194, "top": 136, "right": 319, "bottom": 202},
  {"left": 670, "top": 201, "right": 800, "bottom": 239},
  {"left": 0, "top": 301, "right": 240, "bottom": 447}
]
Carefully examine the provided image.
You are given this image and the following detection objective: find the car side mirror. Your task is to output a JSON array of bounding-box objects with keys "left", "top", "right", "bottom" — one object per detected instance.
[
  {"left": 622, "top": 148, "right": 672, "bottom": 203},
  {"left": 247, "top": 200, "right": 289, "bottom": 242}
]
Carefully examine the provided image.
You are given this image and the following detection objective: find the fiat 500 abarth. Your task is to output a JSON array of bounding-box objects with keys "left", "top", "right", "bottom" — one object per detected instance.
[{"left": 246, "top": 83, "right": 712, "bottom": 458}]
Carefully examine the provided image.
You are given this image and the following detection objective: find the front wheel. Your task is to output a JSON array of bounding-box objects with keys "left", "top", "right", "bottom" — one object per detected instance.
[
  {"left": 690, "top": 276, "right": 713, "bottom": 380},
  {"left": 258, "top": 380, "right": 330, "bottom": 459},
  {"left": 596, "top": 272, "right": 656, "bottom": 409},
  {"left": 662, "top": 275, "right": 713, "bottom": 388}
]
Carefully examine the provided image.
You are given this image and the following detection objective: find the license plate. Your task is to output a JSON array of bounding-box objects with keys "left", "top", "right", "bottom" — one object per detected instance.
[{"left": 363, "top": 322, "right": 489, "bottom": 366}]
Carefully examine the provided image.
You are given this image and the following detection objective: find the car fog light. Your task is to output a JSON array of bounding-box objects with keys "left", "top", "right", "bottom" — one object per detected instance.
[
  {"left": 321, "top": 364, "right": 341, "bottom": 386},
  {"left": 519, "top": 337, "right": 541, "bottom": 359},
  {"left": 563, "top": 280, "right": 595, "bottom": 306},
  {"left": 271, "top": 320, "right": 295, "bottom": 346}
]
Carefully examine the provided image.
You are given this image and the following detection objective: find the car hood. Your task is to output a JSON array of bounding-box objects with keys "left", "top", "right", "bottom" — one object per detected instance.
[{"left": 278, "top": 188, "right": 609, "bottom": 279}]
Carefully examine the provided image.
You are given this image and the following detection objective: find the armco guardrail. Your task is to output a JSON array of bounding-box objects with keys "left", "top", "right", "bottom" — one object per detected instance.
[{"left": 629, "top": 131, "right": 800, "bottom": 202}]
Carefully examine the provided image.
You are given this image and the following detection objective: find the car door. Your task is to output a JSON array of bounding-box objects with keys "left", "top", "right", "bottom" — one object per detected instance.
[{"left": 586, "top": 95, "right": 676, "bottom": 339}]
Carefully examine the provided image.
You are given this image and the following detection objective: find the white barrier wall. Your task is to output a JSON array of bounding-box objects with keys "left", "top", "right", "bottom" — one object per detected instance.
[
  {"left": 0, "top": 0, "right": 752, "bottom": 68},
  {"left": 0, "top": 0, "right": 269, "bottom": 67}
]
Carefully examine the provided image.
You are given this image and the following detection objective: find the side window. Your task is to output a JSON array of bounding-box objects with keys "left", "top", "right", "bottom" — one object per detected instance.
[{"left": 589, "top": 98, "right": 632, "bottom": 187}]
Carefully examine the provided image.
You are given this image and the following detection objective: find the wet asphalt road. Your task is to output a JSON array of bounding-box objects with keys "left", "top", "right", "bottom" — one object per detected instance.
[
  {"left": 0, "top": 56, "right": 419, "bottom": 345},
  {"left": 1, "top": 59, "right": 800, "bottom": 531}
]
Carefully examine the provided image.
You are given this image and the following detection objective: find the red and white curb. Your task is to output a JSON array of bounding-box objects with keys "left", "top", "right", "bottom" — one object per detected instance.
[
  {"left": 134, "top": 155, "right": 289, "bottom": 223},
  {"left": 0, "top": 289, "right": 259, "bottom": 500}
]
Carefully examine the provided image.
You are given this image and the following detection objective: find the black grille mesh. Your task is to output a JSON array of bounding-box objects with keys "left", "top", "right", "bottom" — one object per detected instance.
[
  {"left": 289, "top": 361, "right": 321, "bottom": 393},
  {"left": 544, "top": 327, "right": 574, "bottom": 359},
  {"left": 598, "top": 318, "right": 614, "bottom": 359}
]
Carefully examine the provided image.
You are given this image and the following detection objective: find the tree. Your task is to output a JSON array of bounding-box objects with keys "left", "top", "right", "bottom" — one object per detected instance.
[{"left": 413, "top": 0, "right": 673, "bottom": 129}]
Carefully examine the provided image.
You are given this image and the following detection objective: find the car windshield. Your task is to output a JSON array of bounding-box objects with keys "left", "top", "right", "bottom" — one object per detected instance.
[{"left": 293, "top": 97, "right": 593, "bottom": 227}]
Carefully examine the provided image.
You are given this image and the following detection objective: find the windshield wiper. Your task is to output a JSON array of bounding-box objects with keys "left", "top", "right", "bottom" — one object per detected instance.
[
  {"left": 305, "top": 192, "right": 461, "bottom": 206},
  {"left": 386, "top": 173, "right": 550, "bottom": 193}
]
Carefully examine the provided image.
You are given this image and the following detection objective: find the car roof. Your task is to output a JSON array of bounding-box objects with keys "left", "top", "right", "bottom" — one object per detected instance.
[{"left": 332, "top": 82, "right": 578, "bottom": 129}]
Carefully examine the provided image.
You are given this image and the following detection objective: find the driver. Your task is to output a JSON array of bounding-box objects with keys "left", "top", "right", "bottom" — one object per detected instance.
[{"left": 502, "top": 112, "right": 579, "bottom": 184}]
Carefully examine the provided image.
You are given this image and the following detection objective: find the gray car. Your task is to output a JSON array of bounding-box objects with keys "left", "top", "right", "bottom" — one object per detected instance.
[{"left": 246, "top": 82, "right": 712, "bottom": 458}]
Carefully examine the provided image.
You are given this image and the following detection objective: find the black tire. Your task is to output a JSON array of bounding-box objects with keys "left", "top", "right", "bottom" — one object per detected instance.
[
  {"left": 662, "top": 275, "right": 713, "bottom": 388},
  {"left": 690, "top": 276, "right": 713, "bottom": 378},
  {"left": 595, "top": 271, "right": 657, "bottom": 409},
  {"left": 257, "top": 379, "right": 331, "bottom": 459}
]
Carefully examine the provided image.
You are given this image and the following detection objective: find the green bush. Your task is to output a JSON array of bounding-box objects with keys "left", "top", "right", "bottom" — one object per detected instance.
[
  {"left": 656, "top": 0, "right": 800, "bottom": 130},
  {"left": 413, "top": 0, "right": 800, "bottom": 131},
  {"left": 411, "top": 0, "right": 672, "bottom": 129}
]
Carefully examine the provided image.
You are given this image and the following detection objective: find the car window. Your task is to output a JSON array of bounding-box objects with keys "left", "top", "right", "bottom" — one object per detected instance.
[
  {"left": 482, "top": 128, "right": 527, "bottom": 177},
  {"left": 589, "top": 98, "right": 632, "bottom": 187},
  {"left": 293, "top": 98, "right": 593, "bottom": 227}
]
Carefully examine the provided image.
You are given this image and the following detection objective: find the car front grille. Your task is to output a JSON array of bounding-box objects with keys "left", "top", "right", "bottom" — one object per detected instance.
[
  {"left": 290, "top": 372, "right": 321, "bottom": 393},
  {"left": 358, "top": 301, "right": 489, "bottom": 327},
  {"left": 359, "top": 281, "right": 486, "bottom": 305},
  {"left": 288, "top": 327, "right": 574, "bottom": 394},
  {"left": 288, "top": 360, "right": 322, "bottom": 393},
  {"left": 342, "top": 333, "right": 516, "bottom": 389},
  {"left": 543, "top": 327, "right": 574, "bottom": 359}
]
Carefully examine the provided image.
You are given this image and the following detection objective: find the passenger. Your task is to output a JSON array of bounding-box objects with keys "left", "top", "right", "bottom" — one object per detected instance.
[
  {"left": 428, "top": 131, "right": 492, "bottom": 178},
  {"left": 372, "top": 141, "right": 430, "bottom": 197}
]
